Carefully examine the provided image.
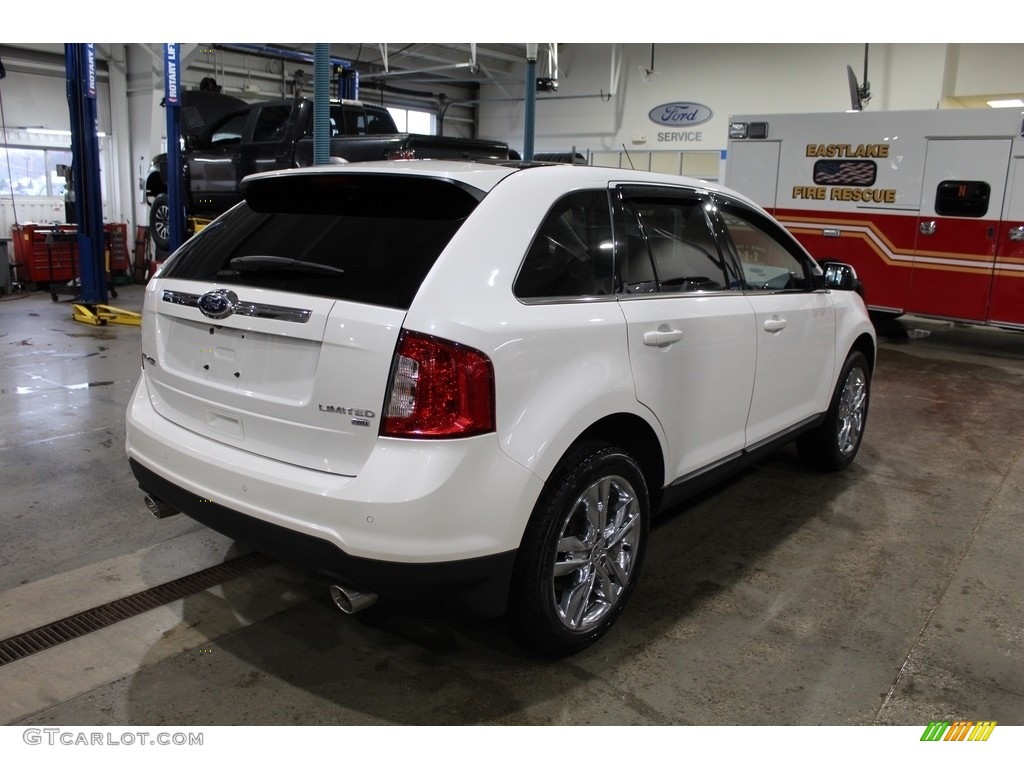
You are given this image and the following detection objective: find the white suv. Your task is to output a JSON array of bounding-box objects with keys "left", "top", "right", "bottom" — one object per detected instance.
[{"left": 126, "top": 160, "right": 875, "bottom": 655}]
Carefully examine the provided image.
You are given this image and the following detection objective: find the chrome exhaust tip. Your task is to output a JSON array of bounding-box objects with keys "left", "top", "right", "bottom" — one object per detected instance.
[
  {"left": 145, "top": 495, "right": 180, "bottom": 519},
  {"left": 329, "top": 584, "right": 378, "bottom": 614}
]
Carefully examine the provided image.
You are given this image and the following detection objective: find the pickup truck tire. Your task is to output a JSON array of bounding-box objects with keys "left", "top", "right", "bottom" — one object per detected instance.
[{"left": 149, "top": 193, "right": 171, "bottom": 252}]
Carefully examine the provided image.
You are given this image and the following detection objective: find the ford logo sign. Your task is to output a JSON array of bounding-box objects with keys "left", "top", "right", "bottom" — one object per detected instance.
[
  {"left": 197, "top": 289, "right": 238, "bottom": 320},
  {"left": 648, "top": 102, "right": 714, "bottom": 127}
]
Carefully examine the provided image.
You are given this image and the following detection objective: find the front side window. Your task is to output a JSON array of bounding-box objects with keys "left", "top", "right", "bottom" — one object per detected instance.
[
  {"left": 251, "top": 105, "right": 291, "bottom": 142},
  {"left": 210, "top": 113, "right": 246, "bottom": 145},
  {"left": 514, "top": 190, "right": 614, "bottom": 300},
  {"left": 715, "top": 201, "right": 812, "bottom": 292}
]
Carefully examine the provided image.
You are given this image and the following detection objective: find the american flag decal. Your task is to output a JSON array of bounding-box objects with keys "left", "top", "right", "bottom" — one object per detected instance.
[{"left": 813, "top": 160, "right": 877, "bottom": 186}]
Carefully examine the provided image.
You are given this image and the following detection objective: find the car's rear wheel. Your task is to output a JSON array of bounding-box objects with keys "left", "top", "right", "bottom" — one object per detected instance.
[
  {"left": 797, "top": 350, "right": 870, "bottom": 471},
  {"left": 507, "top": 441, "right": 649, "bottom": 656},
  {"left": 149, "top": 193, "right": 170, "bottom": 252}
]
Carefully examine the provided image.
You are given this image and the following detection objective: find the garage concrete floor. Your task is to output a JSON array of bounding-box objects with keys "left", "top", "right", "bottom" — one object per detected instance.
[{"left": 1, "top": 283, "right": 1022, "bottom": 729}]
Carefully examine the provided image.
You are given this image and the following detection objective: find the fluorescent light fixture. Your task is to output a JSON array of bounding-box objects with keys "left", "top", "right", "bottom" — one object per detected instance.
[
  {"left": 987, "top": 99, "right": 1024, "bottom": 108},
  {"left": 25, "top": 128, "right": 107, "bottom": 137}
]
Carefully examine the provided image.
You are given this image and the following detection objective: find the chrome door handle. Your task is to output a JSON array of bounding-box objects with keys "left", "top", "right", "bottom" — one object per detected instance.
[
  {"left": 920, "top": 220, "right": 937, "bottom": 236},
  {"left": 763, "top": 317, "right": 787, "bottom": 334},
  {"left": 1010, "top": 225, "right": 1024, "bottom": 242},
  {"left": 643, "top": 328, "right": 684, "bottom": 347}
]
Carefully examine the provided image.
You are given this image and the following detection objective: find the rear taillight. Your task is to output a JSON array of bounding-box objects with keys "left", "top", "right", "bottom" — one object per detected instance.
[{"left": 381, "top": 330, "right": 495, "bottom": 438}]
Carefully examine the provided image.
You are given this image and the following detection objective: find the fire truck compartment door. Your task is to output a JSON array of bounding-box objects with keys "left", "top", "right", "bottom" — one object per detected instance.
[
  {"left": 987, "top": 155, "right": 1024, "bottom": 327},
  {"left": 909, "top": 138, "right": 1011, "bottom": 323}
]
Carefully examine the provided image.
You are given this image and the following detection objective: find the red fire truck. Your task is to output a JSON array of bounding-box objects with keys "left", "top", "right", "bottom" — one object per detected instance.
[{"left": 725, "top": 108, "right": 1024, "bottom": 329}]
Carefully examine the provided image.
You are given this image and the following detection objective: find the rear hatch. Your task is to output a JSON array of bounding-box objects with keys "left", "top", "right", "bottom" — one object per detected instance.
[{"left": 140, "top": 170, "right": 485, "bottom": 476}]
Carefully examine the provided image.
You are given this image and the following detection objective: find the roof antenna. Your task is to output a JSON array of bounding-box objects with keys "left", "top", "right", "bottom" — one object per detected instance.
[
  {"left": 622, "top": 143, "right": 635, "bottom": 170},
  {"left": 847, "top": 44, "right": 872, "bottom": 111}
]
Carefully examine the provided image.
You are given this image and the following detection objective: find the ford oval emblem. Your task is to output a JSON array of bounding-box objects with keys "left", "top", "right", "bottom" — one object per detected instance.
[
  {"left": 197, "top": 289, "right": 238, "bottom": 319},
  {"left": 648, "top": 102, "right": 714, "bottom": 127}
]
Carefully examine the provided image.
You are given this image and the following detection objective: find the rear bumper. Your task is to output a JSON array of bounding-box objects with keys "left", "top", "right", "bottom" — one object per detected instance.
[
  {"left": 130, "top": 459, "right": 517, "bottom": 616},
  {"left": 125, "top": 377, "right": 543, "bottom": 617}
]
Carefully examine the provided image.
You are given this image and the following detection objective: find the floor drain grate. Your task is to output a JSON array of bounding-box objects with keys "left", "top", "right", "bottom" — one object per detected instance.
[{"left": 0, "top": 551, "right": 276, "bottom": 667}]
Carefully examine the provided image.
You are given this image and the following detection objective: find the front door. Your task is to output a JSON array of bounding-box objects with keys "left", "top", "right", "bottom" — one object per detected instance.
[{"left": 711, "top": 197, "right": 837, "bottom": 447}]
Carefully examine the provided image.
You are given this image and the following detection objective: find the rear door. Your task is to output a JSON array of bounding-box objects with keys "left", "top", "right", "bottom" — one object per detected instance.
[
  {"left": 614, "top": 185, "right": 756, "bottom": 481},
  {"left": 143, "top": 171, "right": 484, "bottom": 477},
  {"left": 143, "top": 282, "right": 400, "bottom": 476}
]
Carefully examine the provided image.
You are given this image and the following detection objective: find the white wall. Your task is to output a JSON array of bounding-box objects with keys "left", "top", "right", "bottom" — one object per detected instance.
[{"left": 478, "top": 43, "right": 1023, "bottom": 164}]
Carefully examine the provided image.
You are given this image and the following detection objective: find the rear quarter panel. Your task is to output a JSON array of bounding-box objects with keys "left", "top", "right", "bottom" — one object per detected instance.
[{"left": 403, "top": 168, "right": 668, "bottom": 484}]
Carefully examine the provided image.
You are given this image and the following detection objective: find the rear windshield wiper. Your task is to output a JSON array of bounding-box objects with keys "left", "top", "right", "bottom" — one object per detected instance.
[{"left": 224, "top": 255, "right": 345, "bottom": 276}]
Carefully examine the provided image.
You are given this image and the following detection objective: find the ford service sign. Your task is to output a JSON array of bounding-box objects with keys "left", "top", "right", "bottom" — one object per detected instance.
[{"left": 649, "top": 103, "right": 713, "bottom": 127}]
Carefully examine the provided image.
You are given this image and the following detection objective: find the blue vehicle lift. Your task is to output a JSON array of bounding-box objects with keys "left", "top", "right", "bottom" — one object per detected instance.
[{"left": 65, "top": 44, "right": 141, "bottom": 326}]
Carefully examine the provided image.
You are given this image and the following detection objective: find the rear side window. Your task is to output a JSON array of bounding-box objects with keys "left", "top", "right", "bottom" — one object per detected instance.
[
  {"left": 161, "top": 173, "right": 482, "bottom": 310},
  {"left": 623, "top": 197, "right": 732, "bottom": 292},
  {"left": 514, "top": 190, "right": 614, "bottom": 300}
]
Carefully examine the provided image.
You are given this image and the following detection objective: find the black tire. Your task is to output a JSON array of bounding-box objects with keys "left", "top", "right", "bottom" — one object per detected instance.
[
  {"left": 149, "top": 193, "right": 171, "bottom": 253},
  {"left": 507, "top": 441, "right": 649, "bottom": 656},
  {"left": 797, "top": 350, "right": 871, "bottom": 471}
]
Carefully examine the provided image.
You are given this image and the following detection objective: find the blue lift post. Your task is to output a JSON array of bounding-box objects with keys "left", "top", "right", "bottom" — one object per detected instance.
[
  {"left": 164, "top": 44, "right": 185, "bottom": 253},
  {"left": 523, "top": 45, "right": 537, "bottom": 162},
  {"left": 65, "top": 44, "right": 141, "bottom": 327},
  {"left": 64, "top": 44, "right": 106, "bottom": 304}
]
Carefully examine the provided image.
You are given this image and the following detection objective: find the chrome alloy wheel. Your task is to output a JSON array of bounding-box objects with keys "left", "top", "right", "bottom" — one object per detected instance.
[
  {"left": 836, "top": 365, "right": 868, "bottom": 457},
  {"left": 551, "top": 474, "right": 642, "bottom": 633}
]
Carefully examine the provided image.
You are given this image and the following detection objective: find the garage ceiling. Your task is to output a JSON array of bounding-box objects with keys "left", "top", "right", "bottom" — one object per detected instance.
[
  {"left": 0, "top": 42, "right": 546, "bottom": 94},
  {"left": 274, "top": 43, "right": 534, "bottom": 87}
]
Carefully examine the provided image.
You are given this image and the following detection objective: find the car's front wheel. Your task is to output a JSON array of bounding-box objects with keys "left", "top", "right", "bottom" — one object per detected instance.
[
  {"left": 797, "top": 349, "right": 871, "bottom": 471},
  {"left": 149, "top": 193, "right": 170, "bottom": 253},
  {"left": 507, "top": 441, "right": 649, "bottom": 656}
]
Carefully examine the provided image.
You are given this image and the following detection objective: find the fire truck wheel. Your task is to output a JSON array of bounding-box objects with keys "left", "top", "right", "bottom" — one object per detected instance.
[{"left": 797, "top": 350, "right": 870, "bottom": 472}]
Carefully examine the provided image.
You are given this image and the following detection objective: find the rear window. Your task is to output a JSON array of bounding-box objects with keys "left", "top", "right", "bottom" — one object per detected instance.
[{"left": 161, "top": 174, "right": 483, "bottom": 310}]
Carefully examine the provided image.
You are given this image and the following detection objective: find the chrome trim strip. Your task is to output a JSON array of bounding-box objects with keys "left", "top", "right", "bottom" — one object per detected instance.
[
  {"left": 162, "top": 290, "right": 199, "bottom": 308},
  {"left": 161, "top": 290, "right": 313, "bottom": 324}
]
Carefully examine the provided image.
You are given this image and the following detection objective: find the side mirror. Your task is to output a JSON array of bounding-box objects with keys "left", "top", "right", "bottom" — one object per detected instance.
[{"left": 819, "top": 260, "right": 863, "bottom": 297}]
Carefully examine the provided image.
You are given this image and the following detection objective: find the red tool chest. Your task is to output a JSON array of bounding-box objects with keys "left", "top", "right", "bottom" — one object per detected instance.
[{"left": 10, "top": 223, "right": 130, "bottom": 287}]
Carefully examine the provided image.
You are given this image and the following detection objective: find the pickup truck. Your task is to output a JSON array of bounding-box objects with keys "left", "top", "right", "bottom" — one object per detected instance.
[{"left": 145, "top": 92, "right": 515, "bottom": 251}]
